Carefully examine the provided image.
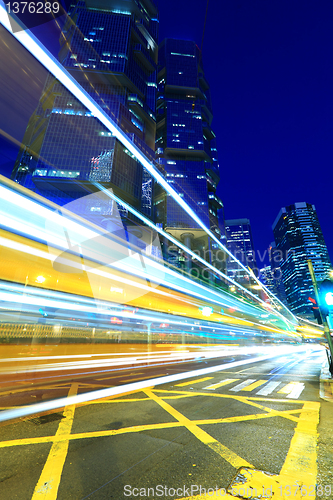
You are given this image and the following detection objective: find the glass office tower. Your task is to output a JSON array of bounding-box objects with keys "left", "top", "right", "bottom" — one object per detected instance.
[
  {"left": 155, "top": 38, "right": 224, "bottom": 270},
  {"left": 272, "top": 202, "right": 331, "bottom": 317},
  {"left": 225, "top": 218, "right": 257, "bottom": 283},
  {"left": 12, "top": 0, "right": 158, "bottom": 220}
]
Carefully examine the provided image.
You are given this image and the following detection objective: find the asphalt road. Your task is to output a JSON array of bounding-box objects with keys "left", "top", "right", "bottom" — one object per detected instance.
[{"left": 0, "top": 344, "right": 332, "bottom": 500}]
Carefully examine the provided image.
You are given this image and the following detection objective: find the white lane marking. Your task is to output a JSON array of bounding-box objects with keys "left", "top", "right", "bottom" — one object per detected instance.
[
  {"left": 204, "top": 378, "right": 237, "bottom": 390},
  {"left": 256, "top": 381, "right": 281, "bottom": 396},
  {"left": 230, "top": 379, "right": 257, "bottom": 392},
  {"left": 286, "top": 382, "right": 305, "bottom": 399}
]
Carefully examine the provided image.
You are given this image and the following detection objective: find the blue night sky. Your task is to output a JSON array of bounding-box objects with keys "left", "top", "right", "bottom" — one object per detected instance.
[
  {"left": 1, "top": 0, "right": 332, "bottom": 265},
  {"left": 159, "top": 0, "right": 333, "bottom": 265}
]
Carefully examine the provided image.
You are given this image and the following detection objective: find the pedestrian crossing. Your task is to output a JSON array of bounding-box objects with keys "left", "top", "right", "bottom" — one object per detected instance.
[{"left": 202, "top": 377, "right": 306, "bottom": 399}]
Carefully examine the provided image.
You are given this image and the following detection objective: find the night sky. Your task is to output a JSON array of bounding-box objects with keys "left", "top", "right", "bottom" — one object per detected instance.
[
  {"left": 158, "top": 0, "right": 333, "bottom": 265},
  {"left": 1, "top": 1, "right": 332, "bottom": 266}
]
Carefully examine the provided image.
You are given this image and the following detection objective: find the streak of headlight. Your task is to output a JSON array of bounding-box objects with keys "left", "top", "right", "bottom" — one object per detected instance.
[
  {"left": 0, "top": 348, "right": 305, "bottom": 422},
  {"left": 0, "top": 4, "right": 294, "bottom": 323},
  {"left": 0, "top": 237, "right": 186, "bottom": 302},
  {"left": 0, "top": 350, "right": 189, "bottom": 363},
  {"left": 0, "top": 290, "right": 252, "bottom": 332},
  {"left": 0, "top": 285, "right": 254, "bottom": 337},
  {"left": 0, "top": 205, "right": 248, "bottom": 314},
  {"left": 0, "top": 283, "right": 240, "bottom": 330},
  {"left": 0, "top": 233, "right": 268, "bottom": 321},
  {"left": 0, "top": 185, "right": 97, "bottom": 242},
  {"left": 0, "top": 182, "right": 267, "bottom": 316},
  {"left": 0, "top": 179, "right": 288, "bottom": 321},
  {"left": 0, "top": 220, "right": 256, "bottom": 317},
  {"left": 0, "top": 213, "right": 70, "bottom": 249},
  {"left": 4, "top": 353, "right": 205, "bottom": 374},
  {"left": 95, "top": 183, "right": 295, "bottom": 322}
]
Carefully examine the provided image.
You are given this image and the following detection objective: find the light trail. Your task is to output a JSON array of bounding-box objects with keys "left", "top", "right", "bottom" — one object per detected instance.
[
  {"left": 0, "top": 228, "right": 291, "bottom": 329},
  {"left": 0, "top": 3, "right": 295, "bottom": 321},
  {"left": 0, "top": 346, "right": 307, "bottom": 422},
  {"left": 0, "top": 181, "right": 298, "bottom": 330}
]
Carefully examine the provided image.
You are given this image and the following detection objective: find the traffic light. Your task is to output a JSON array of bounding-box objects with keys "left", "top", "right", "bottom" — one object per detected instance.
[
  {"left": 308, "top": 297, "right": 322, "bottom": 325},
  {"left": 318, "top": 279, "right": 333, "bottom": 318}
]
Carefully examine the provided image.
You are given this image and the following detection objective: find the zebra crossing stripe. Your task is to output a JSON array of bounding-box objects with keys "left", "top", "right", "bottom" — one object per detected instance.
[
  {"left": 200, "top": 378, "right": 306, "bottom": 399},
  {"left": 278, "top": 382, "right": 305, "bottom": 399},
  {"left": 256, "top": 381, "right": 281, "bottom": 396},
  {"left": 230, "top": 379, "right": 257, "bottom": 392},
  {"left": 278, "top": 382, "right": 299, "bottom": 395},
  {"left": 204, "top": 378, "right": 238, "bottom": 390},
  {"left": 286, "top": 383, "right": 305, "bottom": 399},
  {"left": 240, "top": 380, "right": 267, "bottom": 392}
]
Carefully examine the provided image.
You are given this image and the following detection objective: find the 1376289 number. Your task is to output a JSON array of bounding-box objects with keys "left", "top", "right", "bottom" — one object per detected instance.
[
  {"left": 277, "top": 484, "right": 331, "bottom": 497},
  {"left": 5, "top": 2, "right": 60, "bottom": 15}
]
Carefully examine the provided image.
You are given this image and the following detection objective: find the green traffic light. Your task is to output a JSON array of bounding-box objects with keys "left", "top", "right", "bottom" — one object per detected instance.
[{"left": 325, "top": 292, "right": 333, "bottom": 306}]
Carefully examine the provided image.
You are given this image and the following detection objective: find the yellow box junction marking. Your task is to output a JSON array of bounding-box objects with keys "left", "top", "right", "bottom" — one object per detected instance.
[
  {"left": 227, "top": 401, "right": 320, "bottom": 499},
  {"left": 0, "top": 389, "right": 309, "bottom": 451},
  {"left": 176, "top": 400, "right": 320, "bottom": 499},
  {"left": 31, "top": 383, "right": 78, "bottom": 500},
  {"left": 144, "top": 388, "right": 253, "bottom": 470},
  {"left": 0, "top": 383, "right": 319, "bottom": 500},
  {"left": 176, "top": 377, "right": 213, "bottom": 387}
]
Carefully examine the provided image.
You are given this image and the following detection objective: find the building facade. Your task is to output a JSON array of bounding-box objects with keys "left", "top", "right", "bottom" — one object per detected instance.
[
  {"left": 225, "top": 218, "right": 257, "bottom": 282},
  {"left": 272, "top": 202, "right": 331, "bottom": 317},
  {"left": 155, "top": 38, "right": 224, "bottom": 270},
  {"left": 12, "top": 0, "right": 159, "bottom": 221}
]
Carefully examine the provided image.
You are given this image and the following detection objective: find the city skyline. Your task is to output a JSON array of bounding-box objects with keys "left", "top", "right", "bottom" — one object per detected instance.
[
  {"left": 157, "top": 0, "right": 333, "bottom": 264},
  {"left": 1, "top": 3, "right": 333, "bottom": 494}
]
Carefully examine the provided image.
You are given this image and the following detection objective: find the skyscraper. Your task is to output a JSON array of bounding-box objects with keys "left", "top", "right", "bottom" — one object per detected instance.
[
  {"left": 155, "top": 38, "right": 224, "bottom": 269},
  {"left": 272, "top": 202, "right": 331, "bottom": 317},
  {"left": 12, "top": 0, "right": 158, "bottom": 220},
  {"left": 259, "top": 265, "right": 275, "bottom": 292},
  {"left": 267, "top": 242, "right": 288, "bottom": 305},
  {"left": 225, "top": 218, "right": 257, "bottom": 282}
]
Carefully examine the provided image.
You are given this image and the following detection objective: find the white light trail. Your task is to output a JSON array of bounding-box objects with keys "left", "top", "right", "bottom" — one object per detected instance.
[
  {"left": 0, "top": 2, "right": 295, "bottom": 324},
  {"left": 0, "top": 347, "right": 307, "bottom": 422}
]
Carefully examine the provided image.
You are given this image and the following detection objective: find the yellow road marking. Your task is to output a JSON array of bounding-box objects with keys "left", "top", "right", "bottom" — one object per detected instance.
[
  {"left": 228, "top": 401, "right": 320, "bottom": 499},
  {"left": 204, "top": 378, "right": 239, "bottom": 390},
  {"left": 176, "top": 377, "right": 213, "bottom": 387},
  {"left": 124, "top": 374, "right": 167, "bottom": 383},
  {"left": 0, "top": 407, "right": 304, "bottom": 451},
  {"left": 96, "top": 372, "right": 145, "bottom": 380},
  {"left": 87, "top": 394, "right": 198, "bottom": 404},
  {"left": 75, "top": 382, "right": 113, "bottom": 387},
  {"left": 0, "top": 387, "right": 308, "bottom": 450},
  {"left": 278, "top": 382, "right": 299, "bottom": 394},
  {"left": 144, "top": 389, "right": 252, "bottom": 469},
  {"left": 0, "top": 383, "right": 70, "bottom": 397},
  {"left": 31, "top": 383, "right": 78, "bottom": 500},
  {"left": 176, "top": 491, "right": 235, "bottom": 499},
  {"left": 280, "top": 401, "right": 319, "bottom": 481},
  {"left": 231, "top": 397, "right": 301, "bottom": 423},
  {"left": 153, "top": 388, "right": 311, "bottom": 404},
  {"left": 240, "top": 379, "right": 267, "bottom": 391}
]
